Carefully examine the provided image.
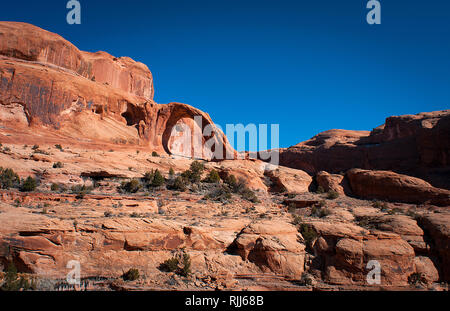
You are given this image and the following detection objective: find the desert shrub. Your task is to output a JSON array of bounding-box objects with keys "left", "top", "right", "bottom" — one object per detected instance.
[
  {"left": 408, "top": 272, "right": 426, "bottom": 286},
  {"left": 326, "top": 190, "right": 339, "bottom": 200},
  {"left": 55, "top": 144, "right": 63, "bottom": 151},
  {"left": 286, "top": 193, "right": 297, "bottom": 199},
  {"left": 3, "top": 146, "right": 11, "bottom": 152},
  {"left": 20, "top": 176, "right": 37, "bottom": 192},
  {"left": 50, "top": 183, "right": 60, "bottom": 191},
  {"left": 160, "top": 257, "right": 179, "bottom": 272},
  {"left": 53, "top": 162, "right": 64, "bottom": 168},
  {"left": 179, "top": 253, "right": 192, "bottom": 277},
  {"left": 240, "top": 187, "right": 260, "bottom": 203},
  {"left": 355, "top": 216, "right": 378, "bottom": 230},
  {"left": 372, "top": 201, "right": 388, "bottom": 211},
  {"left": 203, "top": 169, "right": 221, "bottom": 183},
  {"left": 204, "top": 184, "right": 232, "bottom": 202},
  {"left": 159, "top": 252, "right": 191, "bottom": 277},
  {"left": 168, "top": 167, "right": 175, "bottom": 178},
  {"left": 319, "top": 208, "right": 331, "bottom": 218},
  {"left": 181, "top": 161, "right": 205, "bottom": 183},
  {"left": 32, "top": 144, "right": 39, "bottom": 150},
  {"left": 143, "top": 169, "right": 165, "bottom": 188},
  {"left": 0, "top": 167, "right": 20, "bottom": 189},
  {"left": 310, "top": 206, "right": 320, "bottom": 217},
  {"left": 292, "top": 215, "right": 303, "bottom": 226},
  {"left": 151, "top": 151, "right": 159, "bottom": 157},
  {"left": 71, "top": 184, "right": 93, "bottom": 199},
  {"left": 122, "top": 268, "right": 140, "bottom": 281},
  {"left": 151, "top": 169, "right": 165, "bottom": 187},
  {"left": 167, "top": 176, "right": 187, "bottom": 192},
  {"left": 120, "top": 178, "right": 142, "bottom": 193},
  {"left": 316, "top": 186, "right": 325, "bottom": 194},
  {"left": 104, "top": 211, "right": 113, "bottom": 217},
  {"left": 298, "top": 224, "right": 318, "bottom": 247},
  {"left": 0, "top": 262, "right": 36, "bottom": 291}
]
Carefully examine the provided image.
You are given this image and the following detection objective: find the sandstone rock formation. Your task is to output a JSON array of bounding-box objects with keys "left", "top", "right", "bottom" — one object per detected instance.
[
  {"left": 230, "top": 220, "right": 305, "bottom": 279},
  {"left": 0, "top": 22, "right": 234, "bottom": 160},
  {"left": 346, "top": 169, "right": 450, "bottom": 206},
  {"left": 277, "top": 110, "right": 450, "bottom": 190},
  {"left": 309, "top": 221, "right": 415, "bottom": 286}
]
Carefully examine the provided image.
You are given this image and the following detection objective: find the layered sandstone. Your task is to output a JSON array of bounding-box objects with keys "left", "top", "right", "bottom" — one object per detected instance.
[
  {"left": 277, "top": 110, "right": 450, "bottom": 190},
  {"left": 0, "top": 22, "right": 234, "bottom": 160}
]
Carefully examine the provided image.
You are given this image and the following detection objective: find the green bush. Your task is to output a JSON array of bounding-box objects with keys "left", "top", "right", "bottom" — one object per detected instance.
[
  {"left": 20, "top": 176, "right": 37, "bottom": 192},
  {"left": 298, "top": 224, "right": 318, "bottom": 247},
  {"left": 0, "top": 167, "right": 20, "bottom": 189},
  {"left": 53, "top": 162, "right": 64, "bottom": 168},
  {"left": 240, "top": 187, "right": 260, "bottom": 203},
  {"left": 204, "top": 185, "right": 232, "bottom": 202},
  {"left": 55, "top": 144, "right": 63, "bottom": 151},
  {"left": 159, "top": 252, "right": 191, "bottom": 277},
  {"left": 326, "top": 190, "right": 339, "bottom": 200},
  {"left": 167, "top": 176, "right": 187, "bottom": 192},
  {"left": 181, "top": 161, "right": 205, "bottom": 183},
  {"left": 122, "top": 268, "right": 140, "bottom": 281},
  {"left": 316, "top": 186, "right": 325, "bottom": 194},
  {"left": 0, "top": 262, "right": 36, "bottom": 291},
  {"left": 151, "top": 169, "right": 165, "bottom": 187},
  {"left": 160, "top": 257, "right": 179, "bottom": 272},
  {"left": 120, "top": 178, "right": 142, "bottom": 193},
  {"left": 151, "top": 151, "right": 159, "bottom": 157},
  {"left": 203, "top": 169, "right": 221, "bottom": 183},
  {"left": 169, "top": 167, "right": 175, "bottom": 178},
  {"left": 50, "top": 183, "right": 60, "bottom": 192}
]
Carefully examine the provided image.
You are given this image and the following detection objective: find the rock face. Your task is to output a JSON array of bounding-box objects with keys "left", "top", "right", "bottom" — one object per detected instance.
[
  {"left": 277, "top": 110, "right": 450, "bottom": 190},
  {"left": 346, "top": 169, "right": 450, "bottom": 206},
  {"left": 0, "top": 22, "right": 234, "bottom": 160},
  {"left": 0, "top": 22, "right": 153, "bottom": 99},
  {"left": 309, "top": 221, "right": 415, "bottom": 286},
  {"left": 417, "top": 213, "right": 450, "bottom": 282},
  {"left": 230, "top": 220, "right": 306, "bottom": 279},
  {"left": 316, "top": 171, "right": 347, "bottom": 195}
]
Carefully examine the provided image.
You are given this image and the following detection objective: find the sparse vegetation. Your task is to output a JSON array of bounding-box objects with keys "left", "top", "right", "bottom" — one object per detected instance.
[
  {"left": 408, "top": 272, "right": 426, "bottom": 286},
  {"left": 372, "top": 200, "right": 388, "bottom": 211},
  {"left": 0, "top": 262, "right": 36, "bottom": 291},
  {"left": 167, "top": 176, "right": 187, "bottom": 192},
  {"left": 143, "top": 169, "right": 165, "bottom": 188},
  {"left": 298, "top": 223, "right": 318, "bottom": 248},
  {"left": 0, "top": 167, "right": 20, "bottom": 189},
  {"left": 20, "top": 176, "right": 37, "bottom": 192},
  {"left": 55, "top": 144, "right": 63, "bottom": 151},
  {"left": 159, "top": 251, "right": 192, "bottom": 277},
  {"left": 181, "top": 161, "right": 205, "bottom": 183},
  {"left": 203, "top": 169, "right": 221, "bottom": 183},
  {"left": 53, "top": 162, "right": 64, "bottom": 168},
  {"left": 151, "top": 151, "right": 159, "bottom": 157},
  {"left": 316, "top": 186, "right": 325, "bottom": 194},
  {"left": 122, "top": 268, "right": 140, "bottom": 281},
  {"left": 120, "top": 178, "right": 142, "bottom": 193},
  {"left": 326, "top": 190, "right": 339, "bottom": 200}
]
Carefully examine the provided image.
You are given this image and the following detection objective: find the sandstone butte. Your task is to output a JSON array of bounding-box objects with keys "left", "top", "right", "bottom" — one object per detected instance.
[{"left": 0, "top": 21, "right": 448, "bottom": 291}]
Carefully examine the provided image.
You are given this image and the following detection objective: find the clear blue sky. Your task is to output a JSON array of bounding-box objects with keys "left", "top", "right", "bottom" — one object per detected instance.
[{"left": 1, "top": 0, "right": 449, "bottom": 150}]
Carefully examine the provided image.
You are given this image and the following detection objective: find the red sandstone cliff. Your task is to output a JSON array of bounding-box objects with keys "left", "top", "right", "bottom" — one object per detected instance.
[{"left": 0, "top": 22, "right": 234, "bottom": 160}]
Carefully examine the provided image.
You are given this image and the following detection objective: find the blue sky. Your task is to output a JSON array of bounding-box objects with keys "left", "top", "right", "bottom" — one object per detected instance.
[{"left": 1, "top": 0, "right": 449, "bottom": 150}]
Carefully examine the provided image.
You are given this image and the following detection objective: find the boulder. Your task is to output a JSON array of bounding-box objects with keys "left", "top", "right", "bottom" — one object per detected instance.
[
  {"left": 346, "top": 169, "right": 450, "bottom": 206},
  {"left": 231, "top": 220, "right": 306, "bottom": 279}
]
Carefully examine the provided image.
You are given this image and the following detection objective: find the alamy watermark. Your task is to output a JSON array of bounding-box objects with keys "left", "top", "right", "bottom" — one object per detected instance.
[
  {"left": 167, "top": 116, "right": 280, "bottom": 165},
  {"left": 366, "top": 0, "right": 381, "bottom": 25},
  {"left": 66, "top": 0, "right": 81, "bottom": 25}
]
